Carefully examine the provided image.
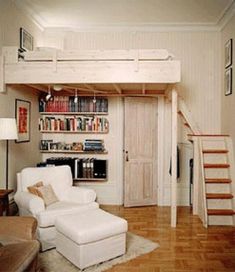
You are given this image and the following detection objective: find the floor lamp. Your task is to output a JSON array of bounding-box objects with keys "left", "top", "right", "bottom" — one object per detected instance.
[{"left": 0, "top": 118, "right": 18, "bottom": 189}]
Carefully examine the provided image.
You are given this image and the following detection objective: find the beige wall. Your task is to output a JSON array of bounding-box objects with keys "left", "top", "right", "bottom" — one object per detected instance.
[
  {"left": 221, "top": 14, "right": 235, "bottom": 154},
  {"left": 0, "top": 1, "right": 43, "bottom": 190}
]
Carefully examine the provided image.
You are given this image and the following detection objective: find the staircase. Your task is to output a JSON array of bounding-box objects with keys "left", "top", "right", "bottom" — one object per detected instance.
[
  {"left": 178, "top": 98, "right": 235, "bottom": 227},
  {"left": 200, "top": 136, "right": 235, "bottom": 226}
]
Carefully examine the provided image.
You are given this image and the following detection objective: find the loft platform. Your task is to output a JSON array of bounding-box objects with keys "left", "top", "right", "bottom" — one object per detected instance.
[{"left": 1, "top": 46, "right": 180, "bottom": 95}]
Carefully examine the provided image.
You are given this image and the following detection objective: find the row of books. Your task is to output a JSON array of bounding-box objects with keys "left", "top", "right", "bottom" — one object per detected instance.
[
  {"left": 39, "top": 139, "right": 105, "bottom": 152},
  {"left": 83, "top": 139, "right": 104, "bottom": 151},
  {"left": 39, "top": 96, "right": 108, "bottom": 113},
  {"left": 38, "top": 157, "right": 107, "bottom": 179},
  {"left": 39, "top": 116, "right": 109, "bottom": 132},
  {"left": 75, "top": 158, "right": 107, "bottom": 179}
]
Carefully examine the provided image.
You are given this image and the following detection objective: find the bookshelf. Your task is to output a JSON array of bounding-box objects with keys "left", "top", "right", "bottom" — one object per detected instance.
[{"left": 39, "top": 97, "right": 109, "bottom": 182}]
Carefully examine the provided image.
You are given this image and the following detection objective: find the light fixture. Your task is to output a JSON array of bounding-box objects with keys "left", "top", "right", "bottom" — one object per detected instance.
[
  {"left": 53, "top": 84, "right": 63, "bottom": 92},
  {"left": 74, "top": 88, "right": 78, "bottom": 104},
  {"left": 0, "top": 118, "right": 18, "bottom": 189},
  {"left": 93, "top": 92, "right": 96, "bottom": 104},
  {"left": 46, "top": 86, "right": 52, "bottom": 101}
]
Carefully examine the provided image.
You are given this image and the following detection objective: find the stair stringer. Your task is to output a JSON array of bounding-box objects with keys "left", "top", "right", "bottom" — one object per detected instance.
[
  {"left": 225, "top": 137, "right": 235, "bottom": 226},
  {"left": 197, "top": 139, "right": 208, "bottom": 227},
  {"left": 178, "top": 98, "right": 201, "bottom": 135}
]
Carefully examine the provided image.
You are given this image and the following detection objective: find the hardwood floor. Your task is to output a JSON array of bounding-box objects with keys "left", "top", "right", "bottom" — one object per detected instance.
[{"left": 101, "top": 205, "right": 235, "bottom": 272}]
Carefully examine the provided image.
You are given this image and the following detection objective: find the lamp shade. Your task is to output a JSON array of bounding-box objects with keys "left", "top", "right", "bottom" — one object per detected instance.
[{"left": 0, "top": 118, "right": 18, "bottom": 140}]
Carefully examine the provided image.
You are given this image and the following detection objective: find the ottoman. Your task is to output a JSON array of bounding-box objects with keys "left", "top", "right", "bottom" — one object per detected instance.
[{"left": 55, "top": 208, "right": 128, "bottom": 269}]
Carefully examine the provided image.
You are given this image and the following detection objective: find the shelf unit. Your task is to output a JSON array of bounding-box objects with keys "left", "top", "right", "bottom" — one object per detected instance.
[
  {"left": 39, "top": 98, "right": 109, "bottom": 183},
  {"left": 40, "top": 150, "right": 108, "bottom": 154}
]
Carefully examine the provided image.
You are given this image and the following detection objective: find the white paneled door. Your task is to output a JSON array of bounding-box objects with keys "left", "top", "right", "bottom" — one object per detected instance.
[{"left": 124, "top": 97, "right": 158, "bottom": 207}]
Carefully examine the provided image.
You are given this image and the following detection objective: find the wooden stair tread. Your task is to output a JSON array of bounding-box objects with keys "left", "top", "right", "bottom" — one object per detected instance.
[
  {"left": 187, "top": 134, "right": 230, "bottom": 137},
  {"left": 205, "top": 178, "right": 232, "bottom": 184},
  {"left": 206, "top": 193, "right": 233, "bottom": 199},
  {"left": 203, "top": 149, "right": 228, "bottom": 154},
  {"left": 204, "top": 163, "right": 230, "bottom": 168},
  {"left": 207, "top": 209, "right": 235, "bottom": 215}
]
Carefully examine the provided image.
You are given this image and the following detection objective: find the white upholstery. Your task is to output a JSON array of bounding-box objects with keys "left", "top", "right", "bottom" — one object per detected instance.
[
  {"left": 37, "top": 202, "right": 98, "bottom": 227},
  {"left": 56, "top": 209, "right": 128, "bottom": 269},
  {"left": 56, "top": 209, "right": 128, "bottom": 244},
  {"left": 14, "top": 165, "right": 98, "bottom": 251}
]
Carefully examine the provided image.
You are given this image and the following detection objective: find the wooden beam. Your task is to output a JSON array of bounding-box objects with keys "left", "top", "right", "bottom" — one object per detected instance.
[
  {"left": 171, "top": 88, "right": 178, "bottom": 227},
  {"left": 142, "top": 83, "right": 146, "bottom": 94},
  {"left": 112, "top": 84, "right": 122, "bottom": 94},
  {"left": 27, "top": 84, "right": 47, "bottom": 92}
]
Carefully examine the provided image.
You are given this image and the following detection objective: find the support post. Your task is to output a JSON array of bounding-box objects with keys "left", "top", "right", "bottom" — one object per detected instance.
[
  {"left": 171, "top": 88, "right": 178, "bottom": 227},
  {"left": 193, "top": 138, "right": 199, "bottom": 215}
]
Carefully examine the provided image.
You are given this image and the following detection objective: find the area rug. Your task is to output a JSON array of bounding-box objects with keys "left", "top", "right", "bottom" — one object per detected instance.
[{"left": 38, "top": 232, "right": 159, "bottom": 272}]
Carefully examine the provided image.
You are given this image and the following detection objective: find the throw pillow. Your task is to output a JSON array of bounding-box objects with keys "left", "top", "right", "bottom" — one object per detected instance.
[
  {"left": 36, "top": 184, "right": 58, "bottom": 206},
  {"left": 27, "top": 181, "right": 43, "bottom": 197}
]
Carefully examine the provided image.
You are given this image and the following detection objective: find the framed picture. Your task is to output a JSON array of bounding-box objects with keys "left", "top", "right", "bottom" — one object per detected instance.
[
  {"left": 225, "top": 68, "right": 233, "bottom": 96},
  {"left": 20, "top": 27, "right": 33, "bottom": 51},
  {"left": 15, "top": 99, "right": 31, "bottom": 142},
  {"left": 225, "top": 39, "right": 233, "bottom": 68}
]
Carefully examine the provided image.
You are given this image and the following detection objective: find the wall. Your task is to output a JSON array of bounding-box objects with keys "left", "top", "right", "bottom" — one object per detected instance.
[
  {"left": 0, "top": 1, "right": 43, "bottom": 190},
  {"left": 221, "top": 14, "right": 235, "bottom": 154}
]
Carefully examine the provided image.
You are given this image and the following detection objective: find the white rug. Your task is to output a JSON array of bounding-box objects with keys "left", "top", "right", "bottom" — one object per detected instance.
[{"left": 38, "top": 232, "right": 159, "bottom": 272}]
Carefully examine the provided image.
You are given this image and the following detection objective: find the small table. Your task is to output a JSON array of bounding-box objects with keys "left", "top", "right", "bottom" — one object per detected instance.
[{"left": 0, "top": 189, "right": 14, "bottom": 216}]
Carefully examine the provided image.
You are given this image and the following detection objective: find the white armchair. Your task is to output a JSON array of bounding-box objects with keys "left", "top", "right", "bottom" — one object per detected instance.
[{"left": 14, "top": 165, "right": 99, "bottom": 251}]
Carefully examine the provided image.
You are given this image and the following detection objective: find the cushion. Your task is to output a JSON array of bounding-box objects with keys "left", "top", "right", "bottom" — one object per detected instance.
[
  {"left": 55, "top": 209, "right": 128, "bottom": 245},
  {"left": 36, "top": 202, "right": 99, "bottom": 227},
  {"left": 37, "top": 184, "right": 58, "bottom": 206},
  {"left": 27, "top": 181, "right": 43, "bottom": 197}
]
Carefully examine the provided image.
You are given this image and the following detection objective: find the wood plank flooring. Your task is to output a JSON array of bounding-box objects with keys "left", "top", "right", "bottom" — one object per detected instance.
[{"left": 101, "top": 205, "right": 235, "bottom": 272}]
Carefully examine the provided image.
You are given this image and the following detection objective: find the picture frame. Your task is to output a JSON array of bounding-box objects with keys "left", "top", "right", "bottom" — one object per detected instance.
[
  {"left": 225, "top": 68, "right": 233, "bottom": 96},
  {"left": 225, "top": 39, "right": 233, "bottom": 68},
  {"left": 20, "top": 27, "right": 33, "bottom": 51},
  {"left": 15, "top": 99, "right": 31, "bottom": 142}
]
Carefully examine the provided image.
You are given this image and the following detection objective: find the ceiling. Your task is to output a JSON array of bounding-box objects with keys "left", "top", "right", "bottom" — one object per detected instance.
[{"left": 13, "top": 0, "right": 235, "bottom": 30}]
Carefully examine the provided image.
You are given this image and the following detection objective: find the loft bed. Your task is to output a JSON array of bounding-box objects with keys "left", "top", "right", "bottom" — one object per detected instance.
[
  {"left": 1, "top": 46, "right": 180, "bottom": 96},
  {"left": 0, "top": 46, "right": 181, "bottom": 227}
]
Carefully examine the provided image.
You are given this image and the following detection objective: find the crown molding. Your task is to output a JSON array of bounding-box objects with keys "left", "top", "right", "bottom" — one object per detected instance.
[
  {"left": 217, "top": 1, "right": 235, "bottom": 30},
  {"left": 12, "top": 0, "right": 45, "bottom": 31},
  {"left": 11, "top": 0, "right": 235, "bottom": 33}
]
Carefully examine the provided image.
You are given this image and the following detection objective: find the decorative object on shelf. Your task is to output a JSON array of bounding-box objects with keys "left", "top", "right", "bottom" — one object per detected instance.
[
  {"left": 225, "top": 68, "right": 233, "bottom": 96},
  {"left": 225, "top": 39, "right": 233, "bottom": 68},
  {"left": 0, "top": 118, "right": 18, "bottom": 189},
  {"left": 15, "top": 99, "right": 31, "bottom": 142},
  {"left": 40, "top": 140, "right": 53, "bottom": 150},
  {"left": 20, "top": 27, "right": 33, "bottom": 52}
]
